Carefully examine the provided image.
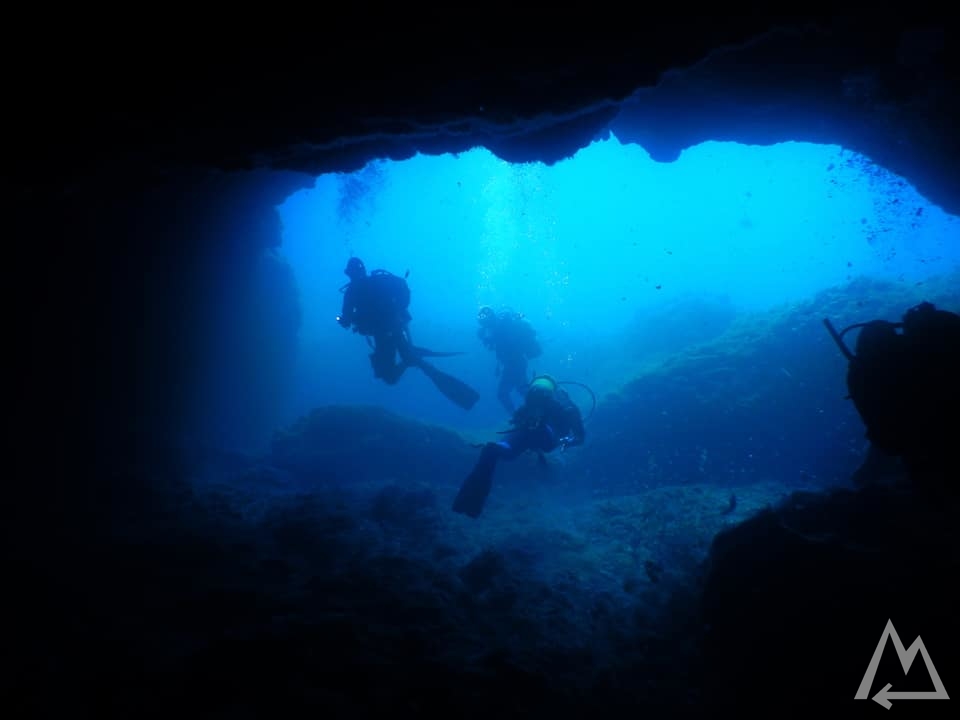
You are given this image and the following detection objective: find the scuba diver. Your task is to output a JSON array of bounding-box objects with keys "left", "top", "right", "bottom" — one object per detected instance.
[
  {"left": 337, "top": 257, "right": 480, "bottom": 410},
  {"left": 452, "top": 374, "right": 588, "bottom": 518},
  {"left": 823, "top": 300, "right": 960, "bottom": 494},
  {"left": 477, "top": 305, "right": 542, "bottom": 414}
]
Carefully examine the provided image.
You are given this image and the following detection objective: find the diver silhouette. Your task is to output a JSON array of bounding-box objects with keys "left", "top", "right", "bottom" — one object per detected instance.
[
  {"left": 824, "top": 300, "right": 960, "bottom": 495},
  {"left": 337, "top": 257, "right": 480, "bottom": 410}
]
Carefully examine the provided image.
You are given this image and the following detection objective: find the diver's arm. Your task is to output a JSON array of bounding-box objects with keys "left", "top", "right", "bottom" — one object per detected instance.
[
  {"left": 571, "top": 411, "right": 586, "bottom": 446},
  {"left": 524, "top": 322, "right": 542, "bottom": 358},
  {"left": 338, "top": 287, "right": 354, "bottom": 328},
  {"left": 478, "top": 327, "right": 496, "bottom": 350},
  {"left": 560, "top": 406, "right": 586, "bottom": 448}
]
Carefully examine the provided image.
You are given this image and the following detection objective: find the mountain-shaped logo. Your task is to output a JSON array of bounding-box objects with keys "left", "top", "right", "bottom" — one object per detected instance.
[{"left": 855, "top": 619, "right": 950, "bottom": 709}]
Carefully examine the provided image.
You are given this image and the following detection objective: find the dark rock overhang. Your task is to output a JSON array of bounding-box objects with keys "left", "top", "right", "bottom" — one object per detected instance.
[{"left": 9, "top": 10, "right": 959, "bottom": 213}]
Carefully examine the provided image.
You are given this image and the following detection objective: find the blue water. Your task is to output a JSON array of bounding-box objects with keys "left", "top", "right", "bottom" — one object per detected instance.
[{"left": 275, "top": 134, "right": 960, "bottom": 436}]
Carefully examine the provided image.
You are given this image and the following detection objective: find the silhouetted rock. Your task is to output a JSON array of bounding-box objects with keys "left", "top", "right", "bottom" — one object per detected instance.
[
  {"left": 270, "top": 404, "right": 475, "bottom": 486},
  {"left": 700, "top": 485, "right": 960, "bottom": 716}
]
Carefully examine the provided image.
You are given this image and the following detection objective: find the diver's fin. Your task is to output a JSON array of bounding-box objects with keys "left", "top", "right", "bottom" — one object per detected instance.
[
  {"left": 411, "top": 344, "right": 465, "bottom": 358},
  {"left": 418, "top": 361, "right": 480, "bottom": 410},
  {"left": 453, "top": 457, "right": 495, "bottom": 518}
]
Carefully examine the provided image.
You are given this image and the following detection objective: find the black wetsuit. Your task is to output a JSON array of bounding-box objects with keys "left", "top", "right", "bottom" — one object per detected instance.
[
  {"left": 339, "top": 270, "right": 415, "bottom": 383},
  {"left": 453, "top": 388, "right": 585, "bottom": 518},
  {"left": 479, "top": 312, "right": 542, "bottom": 413}
]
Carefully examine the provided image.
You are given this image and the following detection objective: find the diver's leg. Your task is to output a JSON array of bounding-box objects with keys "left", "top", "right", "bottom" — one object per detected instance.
[
  {"left": 497, "top": 373, "right": 516, "bottom": 414},
  {"left": 370, "top": 335, "right": 404, "bottom": 384},
  {"left": 397, "top": 328, "right": 421, "bottom": 369},
  {"left": 513, "top": 361, "right": 531, "bottom": 396},
  {"left": 492, "top": 431, "right": 533, "bottom": 460},
  {"left": 453, "top": 443, "right": 498, "bottom": 518},
  {"left": 498, "top": 361, "right": 528, "bottom": 412},
  {"left": 452, "top": 432, "right": 534, "bottom": 518}
]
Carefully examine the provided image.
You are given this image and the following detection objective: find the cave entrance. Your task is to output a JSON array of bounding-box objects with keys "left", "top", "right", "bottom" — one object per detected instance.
[{"left": 274, "top": 134, "right": 960, "bottom": 432}]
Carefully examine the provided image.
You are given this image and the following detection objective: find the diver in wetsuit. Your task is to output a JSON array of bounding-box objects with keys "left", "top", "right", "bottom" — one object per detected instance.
[
  {"left": 824, "top": 300, "right": 960, "bottom": 495},
  {"left": 338, "top": 257, "right": 480, "bottom": 410},
  {"left": 477, "top": 305, "right": 542, "bottom": 414},
  {"left": 452, "top": 374, "right": 586, "bottom": 518}
]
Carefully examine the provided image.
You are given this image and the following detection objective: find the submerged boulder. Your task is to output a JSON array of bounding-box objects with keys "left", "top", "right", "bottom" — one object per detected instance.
[{"left": 700, "top": 485, "right": 960, "bottom": 715}]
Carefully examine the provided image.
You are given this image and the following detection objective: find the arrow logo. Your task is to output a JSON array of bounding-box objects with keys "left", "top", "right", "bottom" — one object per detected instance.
[{"left": 855, "top": 619, "right": 950, "bottom": 709}]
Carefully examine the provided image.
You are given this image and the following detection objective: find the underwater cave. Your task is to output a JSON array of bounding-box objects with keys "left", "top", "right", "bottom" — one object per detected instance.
[
  {"left": 266, "top": 137, "right": 959, "bottom": 446},
  {"left": 11, "top": 11, "right": 960, "bottom": 719}
]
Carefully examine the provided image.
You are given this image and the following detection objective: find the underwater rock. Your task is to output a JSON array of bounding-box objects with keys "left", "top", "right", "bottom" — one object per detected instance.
[
  {"left": 371, "top": 483, "right": 436, "bottom": 525},
  {"left": 269, "top": 405, "right": 474, "bottom": 485},
  {"left": 459, "top": 549, "right": 507, "bottom": 594},
  {"left": 700, "top": 484, "right": 960, "bottom": 715},
  {"left": 580, "top": 276, "right": 960, "bottom": 492},
  {"left": 644, "top": 559, "right": 664, "bottom": 584}
]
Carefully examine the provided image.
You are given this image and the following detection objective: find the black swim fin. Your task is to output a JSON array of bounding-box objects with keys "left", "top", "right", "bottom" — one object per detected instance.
[
  {"left": 411, "top": 344, "right": 465, "bottom": 358},
  {"left": 453, "top": 447, "right": 497, "bottom": 518},
  {"left": 418, "top": 361, "right": 480, "bottom": 410}
]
